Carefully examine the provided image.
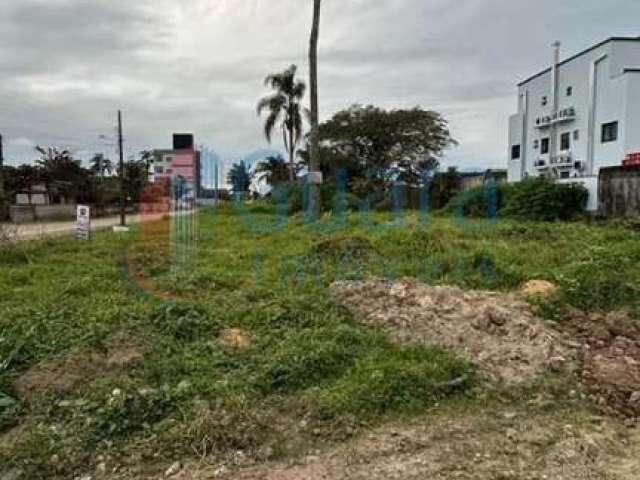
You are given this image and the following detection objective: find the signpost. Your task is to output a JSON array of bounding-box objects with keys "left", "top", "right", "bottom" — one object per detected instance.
[{"left": 76, "top": 205, "right": 91, "bottom": 240}]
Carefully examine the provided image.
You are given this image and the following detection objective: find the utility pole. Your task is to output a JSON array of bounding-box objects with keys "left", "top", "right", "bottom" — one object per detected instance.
[
  {"left": 118, "top": 110, "right": 126, "bottom": 227},
  {"left": 308, "top": 0, "right": 322, "bottom": 219},
  {"left": 0, "top": 134, "right": 6, "bottom": 214},
  {"left": 0, "top": 134, "right": 5, "bottom": 200}
]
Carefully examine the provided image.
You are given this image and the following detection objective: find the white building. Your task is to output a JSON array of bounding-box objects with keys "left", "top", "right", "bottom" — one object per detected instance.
[{"left": 508, "top": 37, "right": 640, "bottom": 211}]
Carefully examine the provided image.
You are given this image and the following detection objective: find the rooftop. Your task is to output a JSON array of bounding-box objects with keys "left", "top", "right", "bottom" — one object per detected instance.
[{"left": 517, "top": 36, "right": 640, "bottom": 87}]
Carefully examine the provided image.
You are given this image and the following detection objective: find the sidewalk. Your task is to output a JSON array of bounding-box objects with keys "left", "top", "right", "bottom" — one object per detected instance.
[{"left": 1, "top": 213, "right": 166, "bottom": 242}]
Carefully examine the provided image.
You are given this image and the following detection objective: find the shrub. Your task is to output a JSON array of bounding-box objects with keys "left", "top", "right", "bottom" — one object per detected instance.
[
  {"left": 448, "top": 182, "right": 506, "bottom": 218},
  {"left": 502, "top": 177, "right": 588, "bottom": 221},
  {"left": 447, "top": 177, "right": 588, "bottom": 221},
  {"left": 268, "top": 181, "right": 363, "bottom": 215}
]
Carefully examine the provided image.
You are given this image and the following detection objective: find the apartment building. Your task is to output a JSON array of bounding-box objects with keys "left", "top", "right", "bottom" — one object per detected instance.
[
  {"left": 150, "top": 134, "right": 201, "bottom": 198},
  {"left": 508, "top": 37, "right": 640, "bottom": 210}
]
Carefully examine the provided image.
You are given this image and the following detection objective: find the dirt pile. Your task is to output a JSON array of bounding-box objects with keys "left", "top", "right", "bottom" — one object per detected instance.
[
  {"left": 330, "top": 279, "right": 567, "bottom": 384},
  {"left": 564, "top": 310, "right": 640, "bottom": 421},
  {"left": 15, "top": 331, "right": 145, "bottom": 401},
  {"left": 521, "top": 279, "right": 558, "bottom": 298}
]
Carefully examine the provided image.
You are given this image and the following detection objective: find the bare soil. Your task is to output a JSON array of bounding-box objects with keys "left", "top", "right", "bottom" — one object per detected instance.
[
  {"left": 331, "top": 279, "right": 640, "bottom": 422},
  {"left": 563, "top": 310, "right": 640, "bottom": 421},
  {"left": 14, "top": 331, "right": 144, "bottom": 401},
  {"left": 113, "top": 407, "right": 640, "bottom": 480},
  {"left": 330, "top": 278, "right": 569, "bottom": 384}
]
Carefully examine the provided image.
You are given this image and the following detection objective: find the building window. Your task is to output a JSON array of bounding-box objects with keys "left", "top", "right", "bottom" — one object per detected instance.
[
  {"left": 573, "top": 130, "right": 580, "bottom": 141},
  {"left": 533, "top": 139, "right": 539, "bottom": 149},
  {"left": 560, "top": 171, "right": 570, "bottom": 179},
  {"left": 511, "top": 145, "right": 521, "bottom": 160},
  {"left": 566, "top": 86, "right": 573, "bottom": 96},
  {"left": 601, "top": 121, "right": 619, "bottom": 143},
  {"left": 560, "top": 132, "right": 571, "bottom": 151},
  {"left": 541, "top": 138, "right": 550, "bottom": 154},
  {"left": 154, "top": 166, "right": 164, "bottom": 174},
  {"left": 541, "top": 96, "right": 548, "bottom": 106}
]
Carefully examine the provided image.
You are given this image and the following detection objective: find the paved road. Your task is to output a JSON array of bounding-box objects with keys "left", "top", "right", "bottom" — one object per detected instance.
[{"left": 1, "top": 213, "right": 166, "bottom": 242}]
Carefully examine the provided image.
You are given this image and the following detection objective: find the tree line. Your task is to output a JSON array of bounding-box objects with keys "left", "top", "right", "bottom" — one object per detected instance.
[
  {"left": 227, "top": 62, "right": 457, "bottom": 208},
  {"left": 0, "top": 148, "right": 150, "bottom": 207}
]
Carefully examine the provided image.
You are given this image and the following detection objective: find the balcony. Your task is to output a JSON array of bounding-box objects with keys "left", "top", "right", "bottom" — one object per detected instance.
[
  {"left": 535, "top": 107, "right": 576, "bottom": 129},
  {"left": 550, "top": 153, "right": 573, "bottom": 169}
]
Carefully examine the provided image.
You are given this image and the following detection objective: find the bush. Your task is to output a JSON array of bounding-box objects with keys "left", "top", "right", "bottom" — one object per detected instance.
[
  {"left": 268, "top": 182, "right": 362, "bottom": 215},
  {"left": 502, "top": 177, "right": 588, "bottom": 221},
  {"left": 448, "top": 182, "right": 505, "bottom": 218},
  {"left": 447, "top": 177, "right": 588, "bottom": 221}
]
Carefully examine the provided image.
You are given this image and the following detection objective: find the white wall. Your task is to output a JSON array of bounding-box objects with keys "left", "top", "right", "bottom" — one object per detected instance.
[
  {"left": 507, "top": 113, "right": 523, "bottom": 181},
  {"left": 593, "top": 56, "right": 627, "bottom": 169},
  {"left": 624, "top": 71, "right": 640, "bottom": 155}
]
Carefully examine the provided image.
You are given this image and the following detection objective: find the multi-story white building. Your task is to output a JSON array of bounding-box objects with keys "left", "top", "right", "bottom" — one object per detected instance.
[{"left": 508, "top": 37, "right": 640, "bottom": 210}]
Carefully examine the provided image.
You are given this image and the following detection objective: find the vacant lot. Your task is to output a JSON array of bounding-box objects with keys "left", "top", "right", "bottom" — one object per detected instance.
[{"left": 1, "top": 205, "right": 639, "bottom": 479}]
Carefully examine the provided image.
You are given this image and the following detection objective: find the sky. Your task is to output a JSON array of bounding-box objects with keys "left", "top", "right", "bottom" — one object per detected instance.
[{"left": 1, "top": 0, "right": 640, "bottom": 171}]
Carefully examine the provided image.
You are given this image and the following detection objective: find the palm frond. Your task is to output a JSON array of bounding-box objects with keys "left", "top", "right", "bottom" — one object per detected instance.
[{"left": 264, "top": 112, "right": 279, "bottom": 143}]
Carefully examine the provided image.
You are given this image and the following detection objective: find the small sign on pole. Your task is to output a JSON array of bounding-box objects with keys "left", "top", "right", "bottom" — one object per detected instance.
[{"left": 76, "top": 205, "right": 91, "bottom": 240}]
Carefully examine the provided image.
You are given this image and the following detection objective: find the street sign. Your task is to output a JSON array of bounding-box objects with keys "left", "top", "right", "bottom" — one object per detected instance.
[{"left": 76, "top": 205, "right": 91, "bottom": 240}]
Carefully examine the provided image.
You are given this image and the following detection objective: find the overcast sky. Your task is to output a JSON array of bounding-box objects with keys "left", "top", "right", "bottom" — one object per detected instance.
[{"left": 1, "top": 0, "right": 639, "bottom": 170}]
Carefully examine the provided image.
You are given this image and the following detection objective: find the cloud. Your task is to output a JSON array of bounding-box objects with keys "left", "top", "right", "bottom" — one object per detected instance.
[{"left": 1, "top": 0, "right": 639, "bottom": 169}]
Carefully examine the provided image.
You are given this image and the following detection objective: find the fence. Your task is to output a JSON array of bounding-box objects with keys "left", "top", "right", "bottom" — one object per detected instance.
[{"left": 598, "top": 166, "right": 640, "bottom": 217}]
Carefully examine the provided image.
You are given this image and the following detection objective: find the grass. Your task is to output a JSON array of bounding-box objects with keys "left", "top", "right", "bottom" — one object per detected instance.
[{"left": 1, "top": 203, "right": 639, "bottom": 478}]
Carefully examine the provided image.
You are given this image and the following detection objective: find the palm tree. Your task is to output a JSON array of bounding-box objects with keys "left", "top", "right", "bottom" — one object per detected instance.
[
  {"left": 254, "top": 155, "right": 299, "bottom": 187},
  {"left": 308, "top": 0, "right": 322, "bottom": 217},
  {"left": 89, "top": 153, "right": 113, "bottom": 177},
  {"left": 227, "top": 161, "right": 253, "bottom": 194},
  {"left": 257, "top": 65, "right": 306, "bottom": 182}
]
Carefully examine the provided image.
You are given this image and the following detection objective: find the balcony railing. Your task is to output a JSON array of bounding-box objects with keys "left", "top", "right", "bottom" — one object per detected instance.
[
  {"left": 535, "top": 107, "right": 576, "bottom": 129},
  {"left": 550, "top": 153, "right": 572, "bottom": 167}
]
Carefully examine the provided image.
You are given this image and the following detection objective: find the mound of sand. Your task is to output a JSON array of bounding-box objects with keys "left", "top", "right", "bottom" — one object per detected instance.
[{"left": 330, "top": 279, "right": 568, "bottom": 384}]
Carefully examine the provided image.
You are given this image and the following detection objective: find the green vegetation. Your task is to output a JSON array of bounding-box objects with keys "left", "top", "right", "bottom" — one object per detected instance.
[
  {"left": 449, "top": 176, "right": 589, "bottom": 221},
  {"left": 1, "top": 205, "right": 639, "bottom": 478}
]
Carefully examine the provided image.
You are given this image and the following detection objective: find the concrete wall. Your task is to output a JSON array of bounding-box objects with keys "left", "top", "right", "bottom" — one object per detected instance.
[
  {"left": 10, "top": 204, "right": 77, "bottom": 223},
  {"left": 9, "top": 205, "right": 35, "bottom": 223},
  {"left": 598, "top": 166, "right": 640, "bottom": 217},
  {"left": 34, "top": 204, "right": 76, "bottom": 221}
]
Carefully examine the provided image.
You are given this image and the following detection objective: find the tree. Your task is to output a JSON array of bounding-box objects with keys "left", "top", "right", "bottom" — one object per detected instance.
[
  {"left": 257, "top": 65, "right": 306, "bottom": 182},
  {"left": 120, "top": 159, "right": 149, "bottom": 204},
  {"left": 35, "top": 146, "right": 91, "bottom": 201},
  {"left": 430, "top": 167, "right": 460, "bottom": 209},
  {"left": 89, "top": 153, "right": 113, "bottom": 177},
  {"left": 140, "top": 150, "right": 154, "bottom": 174},
  {"left": 317, "top": 105, "right": 456, "bottom": 191},
  {"left": 254, "top": 155, "right": 297, "bottom": 187},
  {"left": 308, "top": 0, "right": 322, "bottom": 218},
  {"left": 227, "top": 161, "right": 253, "bottom": 194}
]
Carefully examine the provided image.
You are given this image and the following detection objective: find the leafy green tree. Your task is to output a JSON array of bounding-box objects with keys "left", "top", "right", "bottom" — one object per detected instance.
[
  {"left": 430, "top": 167, "right": 460, "bottom": 209},
  {"left": 35, "top": 146, "right": 91, "bottom": 201},
  {"left": 257, "top": 65, "right": 306, "bottom": 182},
  {"left": 227, "top": 161, "right": 253, "bottom": 194},
  {"left": 1, "top": 164, "right": 43, "bottom": 200},
  {"left": 120, "top": 159, "right": 149, "bottom": 204},
  {"left": 254, "top": 155, "right": 299, "bottom": 187},
  {"left": 89, "top": 153, "right": 113, "bottom": 177},
  {"left": 316, "top": 105, "right": 456, "bottom": 191}
]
